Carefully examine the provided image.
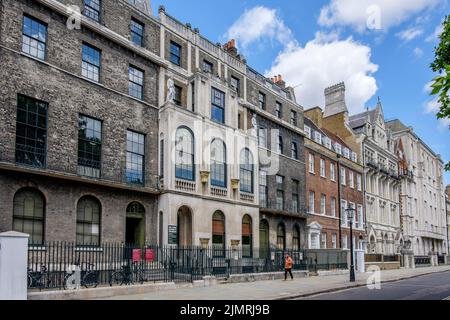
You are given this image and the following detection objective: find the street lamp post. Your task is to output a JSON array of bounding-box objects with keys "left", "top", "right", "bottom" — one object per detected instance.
[{"left": 346, "top": 205, "right": 356, "bottom": 282}]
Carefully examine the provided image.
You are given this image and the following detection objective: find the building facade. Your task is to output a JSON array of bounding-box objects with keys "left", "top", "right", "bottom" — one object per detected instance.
[
  {"left": 446, "top": 186, "right": 450, "bottom": 251},
  {"left": 387, "top": 120, "right": 448, "bottom": 256},
  {"left": 350, "top": 101, "right": 401, "bottom": 255},
  {"left": 0, "top": 0, "right": 164, "bottom": 245}
]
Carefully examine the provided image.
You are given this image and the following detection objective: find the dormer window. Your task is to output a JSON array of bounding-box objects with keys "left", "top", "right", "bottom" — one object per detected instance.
[
  {"left": 314, "top": 131, "right": 322, "bottom": 144},
  {"left": 335, "top": 143, "right": 342, "bottom": 154},
  {"left": 304, "top": 126, "right": 311, "bottom": 139},
  {"left": 343, "top": 148, "right": 350, "bottom": 158},
  {"left": 324, "top": 137, "right": 332, "bottom": 150}
]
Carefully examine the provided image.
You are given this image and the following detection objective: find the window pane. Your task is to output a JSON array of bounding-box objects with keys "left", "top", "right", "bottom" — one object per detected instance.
[{"left": 22, "top": 16, "right": 47, "bottom": 60}]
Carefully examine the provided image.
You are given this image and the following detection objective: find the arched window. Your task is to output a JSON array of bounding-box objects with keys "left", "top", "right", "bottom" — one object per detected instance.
[
  {"left": 212, "top": 211, "right": 225, "bottom": 256},
  {"left": 242, "top": 215, "right": 252, "bottom": 257},
  {"left": 76, "top": 196, "right": 101, "bottom": 246},
  {"left": 126, "top": 202, "right": 145, "bottom": 217},
  {"left": 240, "top": 148, "right": 254, "bottom": 193},
  {"left": 293, "top": 225, "right": 300, "bottom": 251},
  {"left": 259, "top": 219, "right": 270, "bottom": 258},
  {"left": 277, "top": 223, "right": 286, "bottom": 251},
  {"left": 211, "top": 139, "right": 227, "bottom": 187},
  {"left": 13, "top": 188, "right": 45, "bottom": 244},
  {"left": 175, "top": 127, "right": 195, "bottom": 181}
]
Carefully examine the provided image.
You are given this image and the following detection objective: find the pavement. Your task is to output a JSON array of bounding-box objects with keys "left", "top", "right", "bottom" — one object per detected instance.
[
  {"left": 97, "top": 265, "right": 450, "bottom": 300},
  {"left": 299, "top": 270, "right": 450, "bottom": 300}
]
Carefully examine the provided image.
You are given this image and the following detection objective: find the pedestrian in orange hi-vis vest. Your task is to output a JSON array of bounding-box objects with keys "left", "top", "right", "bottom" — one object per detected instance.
[{"left": 284, "top": 253, "right": 294, "bottom": 281}]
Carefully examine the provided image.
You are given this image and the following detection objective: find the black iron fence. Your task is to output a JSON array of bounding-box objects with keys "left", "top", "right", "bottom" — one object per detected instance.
[
  {"left": 27, "top": 242, "right": 348, "bottom": 291},
  {"left": 414, "top": 256, "right": 431, "bottom": 267}
]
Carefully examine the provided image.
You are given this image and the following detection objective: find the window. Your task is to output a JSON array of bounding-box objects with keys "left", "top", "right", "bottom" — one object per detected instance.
[
  {"left": 275, "top": 102, "right": 282, "bottom": 118},
  {"left": 130, "top": 19, "right": 144, "bottom": 46},
  {"left": 277, "top": 135, "right": 283, "bottom": 154},
  {"left": 309, "top": 191, "right": 315, "bottom": 213},
  {"left": 320, "top": 159, "right": 326, "bottom": 177},
  {"left": 170, "top": 41, "right": 181, "bottom": 66},
  {"left": 293, "top": 225, "right": 300, "bottom": 250},
  {"left": 340, "top": 167, "right": 346, "bottom": 185},
  {"left": 76, "top": 196, "right": 101, "bottom": 246},
  {"left": 211, "top": 139, "right": 227, "bottom": 188},
  {"left": 259, "top": 169, "right": 268, "bottom": 208},
  {"left": 290, "top": 110, "right": 297, "bottom": 126},
  {"left": 314, "top": 131, "right": 322, "bottom": 144},
  {"left": 231, "top": 76, "right": 240, "bottom": 96},
  {"left": 335, "top": 143, "right": 342, "bottom": 154},
  {"left": 320, "top": 194, "right": 326, "bottom": 215},
  {"left": 330, "top": 163, "right": 336, "bottom": 181},
  {"left": 292, "top": 180, "right": 299, "bottom": 213},
  {"left": 126, "top": 130, "right": 145, "bottom": 184},
  {"left": 304, "top": 126, "right": 311, "bottom": 138},
  {"left": 276, "top": 190, "right": 284, "bottom": 211},
  {"left": 332, "top": 234, "right": 337, "bottom": 249},
  {"left": 78, "top": 115, "right": 102, "bottom": 178},
  {"left": 258, "top": 128, "right": 267, "bottom": 148},
  {"left": 175, "top": 127, "right": 195, "bottom": 181},
  {"left": 258, "top": 92, "right": 266, "bottom": 110},
  {"left": 203, "top": 60, "right": 213, "bottom": 73},
  {"left": 13, "top": 188, "right": 45, "bottom": 244},
  {"left": 331, "top": 197, "right": 336, "bottom": 217},
  {"left": 349, "top": 171, "right": 354, "bottom": 188},
  {"left": 22, "top": 15, "right": 47, "bottom": 60},
  {"left": 242, "top": 215, "right": 253, "bottom": 257},
  {"left": 15, "top": 95, "right": 48, "bottom": 168},
  {"left": 277, "top": 224, "right": 286, "bottom": 250},
  {"left": 128, "top": 66, "right": 144, "bottom": 100},
  {"left": 160, "top": 140, "right": 164, "bottom": 178},
  {"left": 309, "top": 153, "right": 315, "bottom": 173},
  {"left": 342, "top": 235, "right": 348, "bottom": 249},
  {"left": 324, "top": 137, "right": 332, "bottom": 149},
  {"left": 343, "top": 148, "right": 350, "bottom": 159},
  {"left": 211, "top": 88, "right": 225, "bottom": 124},
  {"left": 291, "top": 141, "right": 298, "bottom": 159},
  {"left": 212, "top": 211, "right": 225, "bottom": 257},
  {"left": 357, "top": 205, "right": 364, "bottom": 229},
  {"left": 83, "top": 0, "right": 101, "bottom": 22},
  {"left": 357, "top": 175, "right": 362, "bottom": 191},
  {"left": 174, "top": 85, "right": 182, "bottom": 106},
  {"left": 341, "top": 200, "right": 348, "bottom": 226},
  {"left": 82, "top": 43, "right": 101, "bottom": 82},
  {"left": 321, "top": 233, "right": 327, "bottom": 249},
  {"left": 240, "top": 149, "right": 254, "bottom": 193},
  {"left": 351, "top": 152, "right": 357, "bottom": 162}
]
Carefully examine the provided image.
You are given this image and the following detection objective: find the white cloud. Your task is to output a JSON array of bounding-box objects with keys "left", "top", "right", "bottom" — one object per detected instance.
[
  {"left": 426, "top": 24, "right": 444, "bottom": 42},
  {"left": 396, "top": 27, "right": 424, "bottom": 42},
  {"left": 413, "top": 47, "right": 424, "bottom": 57},
  {"left": 225, "top": 6, "right": 295, "bottom": 49},
  {"left": 318, "top": 0, "right": 442, "bottom": 32},
  {"left": 423, "top": 97, "right": 449, "bottom": 131},
  {"left": 266, "top": 34, "right": 379, "bottom": 114}
]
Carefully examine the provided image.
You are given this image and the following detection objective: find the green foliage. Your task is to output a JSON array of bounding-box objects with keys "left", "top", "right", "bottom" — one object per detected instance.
[{"left": 430, "top": 15, "right": 450, "bottom": 171}]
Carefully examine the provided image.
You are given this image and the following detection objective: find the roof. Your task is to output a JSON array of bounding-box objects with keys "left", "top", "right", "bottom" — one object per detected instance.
[
  {"left": 321, "top": 128, "right": 351, "bottom": 150},
  {"left": 349, "top": 109, "right": 376, "bottom": 129}
]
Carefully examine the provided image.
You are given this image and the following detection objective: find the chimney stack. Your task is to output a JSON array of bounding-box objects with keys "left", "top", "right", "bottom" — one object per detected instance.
[
  {"left": 323, "top": 82, "right": 348, "bottom": 118},
  {"left": 223, "top": 39, "right": 238, "bottom": 57},
  {"left": 272, "top": 74, "right": 286, "bottom": 88}
]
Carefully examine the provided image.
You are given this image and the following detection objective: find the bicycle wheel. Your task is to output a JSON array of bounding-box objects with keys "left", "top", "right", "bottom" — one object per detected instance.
[
  {"left": 109, "top": 271, "right": 123, "bottom": 287},
  {"left": 27, "top": 275, "right": 33, "bottom": 288},
  {"left": 83, "top": 272, "right": 99, "bottom": 289}
]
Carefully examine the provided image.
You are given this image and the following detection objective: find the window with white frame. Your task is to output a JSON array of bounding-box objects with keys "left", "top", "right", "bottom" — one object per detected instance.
[
  {"left": 320, "top": 159, "right": 326, "bottom": 177},
  {"left": 324, "top": 137, "right": 332, "bottom": 149},
  {"left": 321, "top": 233, "right": 327, "bottom": 249},
  {"left": 309, "top": 153, "right": 315, "bottom": 173},
  {"left": 357, "top": 204, "right": 364, "bottom": 229},
  {"left": 309, "top": 191, "right": 315, "bottom": 213},
  {"left": 343, "top": 148, "right": 350, "bottom": 158},
  {"left": 341, "top": 200, "right": 347, "bottom": 226},
  {"left": 320, "top": 194, "right": 326, "bottom": 215},
  {"left": 314, "top": 131, "right": 322, "bottom": 144},
  {"left": 340, "top": 167, "right": 346, "bottom": 185},
  {"left": 332, "top": 234, "right": 337, "bottom": 249},
  {"left": 351, "top": 152, "right": 358, "bottom": 162},
  {"left": 304, "top": 125, "right": 311, "bottom": 138},
  {"left": 330, "top": 163, "right": 336, "bottom": 181},
  {"left": 349, "top": 171, "right": 354, "bottom": 188},
  {"left": 342, "top": 235, "right": 348, "bottom": 249},
  {"left": 331, "top": 197, "right": 336, "bottom": 217},
  {"left": 357, "top": 175, "right": 362, "bottom": 191},
  {"left": 335, "top": 143, "right": 342, "bottom": 154}
]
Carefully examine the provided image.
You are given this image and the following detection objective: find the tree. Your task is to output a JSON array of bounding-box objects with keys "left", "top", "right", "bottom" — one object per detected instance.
[{"left": 430, "top": 15, "right": 450, "bottom": 171}]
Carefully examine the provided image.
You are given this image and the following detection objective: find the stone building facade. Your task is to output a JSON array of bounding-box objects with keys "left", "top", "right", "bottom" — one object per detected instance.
[
  {"left": 350, "top": 101, "right": 401, "bottom": 255},
  {"left": 387, "top": 120, "right": 448, "bottom": 256},
  {"left": 0, "top": 0, "right": 163, "bottom": 245}
]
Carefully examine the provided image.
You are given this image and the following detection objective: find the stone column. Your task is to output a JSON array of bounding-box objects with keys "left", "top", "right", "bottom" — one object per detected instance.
[{"left": 0, "top": 231, "right": 29, "bottom": 300}]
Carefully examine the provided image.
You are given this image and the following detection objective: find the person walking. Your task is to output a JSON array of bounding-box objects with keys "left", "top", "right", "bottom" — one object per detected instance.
[{"left": 284, "top": 253, "right": 294, "bottom": 281}]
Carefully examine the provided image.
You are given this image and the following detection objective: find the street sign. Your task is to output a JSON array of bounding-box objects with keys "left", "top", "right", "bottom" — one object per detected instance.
[{"left": 168, "top": 225, "right": 178, "bottom": 245}]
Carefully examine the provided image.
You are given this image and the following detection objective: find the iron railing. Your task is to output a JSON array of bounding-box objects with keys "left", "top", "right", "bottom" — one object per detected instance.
[
  {"left": 414, "top": 256, "right": 431, "bottom": 267},
  {"left": 27, "top": 242, "right": 348, "bottom": 291}
]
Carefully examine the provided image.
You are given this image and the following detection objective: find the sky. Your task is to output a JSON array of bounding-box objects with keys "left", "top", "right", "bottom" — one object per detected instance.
[{"left": 152, "top": 0, "right": 450, "bottom": 185}]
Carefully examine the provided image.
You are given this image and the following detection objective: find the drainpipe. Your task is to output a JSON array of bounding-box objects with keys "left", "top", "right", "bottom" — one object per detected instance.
[{"left": 337, "top": 154, "right": 342, "bottom": 249}]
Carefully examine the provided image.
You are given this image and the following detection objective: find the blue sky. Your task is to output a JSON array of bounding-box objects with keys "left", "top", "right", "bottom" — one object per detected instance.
[{"left": 152, "top": 0, "right": 450, "bottom": 185}]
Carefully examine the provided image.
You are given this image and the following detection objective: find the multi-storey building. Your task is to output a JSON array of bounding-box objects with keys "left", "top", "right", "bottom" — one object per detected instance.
[
  {"left": 304, "top": 83, "right": 365, "bottom": 251},
  {"left": 0, "top": 0, "right": 164, "bottom": 245},
  {"left": 350, "top": 100, "right": 401, "bottom": 255},
  {"left": 387, "top": 120, "right": 448, "bottom": 256},
  {"left": 447, "top": 186, "right": 450, "bottom": 251},
  {"left": 155, "top": 7, "right": 308, "bottom": 253}
]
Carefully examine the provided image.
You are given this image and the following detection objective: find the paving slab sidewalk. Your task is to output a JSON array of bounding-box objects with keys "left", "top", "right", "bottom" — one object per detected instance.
[{"left": 98, "top": 265, "right": 450, "bottom": 300}]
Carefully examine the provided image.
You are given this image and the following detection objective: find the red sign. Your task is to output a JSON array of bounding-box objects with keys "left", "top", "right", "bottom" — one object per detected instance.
[
  {"left": 145, "top": 249, "right": 154, "bottom": 262},
  {"left": 132, "top": 249, "right": 141, "bottom": 262}
]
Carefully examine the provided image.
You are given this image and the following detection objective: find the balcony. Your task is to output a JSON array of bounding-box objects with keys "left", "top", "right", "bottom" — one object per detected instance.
[
  {"left": 175, "top": 179, "right": 196, "bottom": 192},
  {"left": 211, "top": 186, "right": 228, "bottom": 198},
  {"left": 240, "top": 192, "right": 255, "bottom": 203}
]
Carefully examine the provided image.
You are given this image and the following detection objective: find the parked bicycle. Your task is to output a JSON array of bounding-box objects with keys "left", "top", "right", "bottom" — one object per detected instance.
[
  {"left": 27, "top": 265, "right": 52, "bottom": 291},
  {"left": 63, "top": 262, "right": 99, "bottom": 290},
  {"left": 109, "top": 262, "right": 147, "bottom": 286}
]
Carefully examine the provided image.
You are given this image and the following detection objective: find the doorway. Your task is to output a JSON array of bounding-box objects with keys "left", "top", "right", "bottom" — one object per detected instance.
[{"left": 125, "top": 202, "right": 145, "bottom": 246}]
